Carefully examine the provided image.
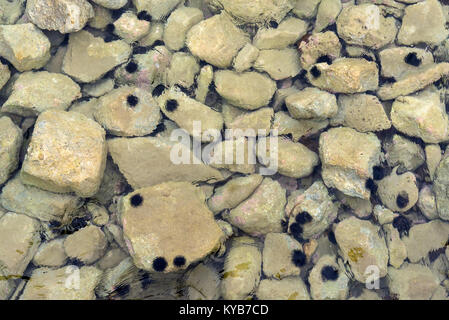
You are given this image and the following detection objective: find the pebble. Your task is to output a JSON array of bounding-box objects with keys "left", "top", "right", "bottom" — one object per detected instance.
[
  {"left": 0, "top": 62, "right": 10, "bottom": 90},
  {"left": 293, "top": 0, "right": 321, "bottom": 19},
  {"left": 62, "top": 30, "right": 132, "bottom": 83},
  {"left": 2, "top": 71, "right": 81, "bottom": 117},
  {"left": 319, "top": 127, "right": 382, "bottom": 199},
  {"left": 373, "top": 205, "right": 398, "bottom": 225},
  {"left": 33, "top": 239, "right": 67, "bottom": 267},
  {"left": 417, "top": 185, "right": 439, "bottom": 220},
  {"left": 1, "top": 174, "right": 81, "bottom": 223},
  {"left": 383, "top": 223, "right": 407, "bottom": 269},
  {"left": 334, "top": 216, "right": 389, "bottom": 283},
  {"left": 86, "top": 202, "right": 110, "bottom": 226},
  {"left": 257, "top": 137, "right": 319, "bottom": 179},
  {"left": 0, "top": 0, "right": 24, "bottom": 24},
  {"left": 256, "top": 277, "right": 310, "bottom": 300},
  {"left": 186, "top": 13, "right": 249, "bottom": 68},
  {"left": 112, "top": 12, "right": 151, "bottom": 44},
  {"left": 377, "top": 166, "right": 419, "bottom": 212},
  {"left": 331, "top": 94, "right": 391, "bottom": 132},
  {"left": 88, "top": 4, "right": 113, "bottom": 29},
  {"left": 314, "top": 0, "right": 342, "bottom": 33},
  {"left": 164, "top": 6, "right": 204, "bottom": 51},
  {"left": 254, "top": 48, "right": 301, "bottom": 80},
  {"left": 232, "top": 43, "right": 259, "bottom": 73},
  {"left": 272, "top": 111, "right": 329, "bottom": 141},
  {"left": 262, "top": 233, "right": 302, "bottom": 279},
  {"left": 207, "top": 174, "right": 263, "bottom": 214},
  {"left": 120, "top": 182, "right": 223, "bottom": 272},
  {"left": 253, "top": 17, "right": 308, "bottom": 50},
  {"left": 379, "top": 47, "right": 434, "bottom": 80},
  {"left": 434, "top": 155, "right": 449, "bottom": 220},
  {"left": 96, "top": 247, "right": 128, "bottom": 270},
  {"left": 0, "top": 23, "right": 51, "bottom": 72},
  {"left": 425, "top": 144, "right": 441, "bottom": 181},
  {"left": 185, "top": 263, "right": 220, "bottom": 300},
  {"left": 64, "top": 225, "right": 108, "bottom": 264},
  {"left": 336, "top": 191, "right": 372, "bottom": 219},
  {"left": 391, "top": 88, "right": 449, "bottom": 143},
  {"left": 26, "top": 0, "right": 94, "bottom": 33},
  {"left": 69, "top": 98, "right": 98, "bottom": 120},
  {"left": 224, "top": 178, "right": 286, "bottom": 236},
  {"left": 222, "top": 105, "right": 273, "bottom": 135},
  {"left": 336, "top": 3, "right": 398, "bottom": 49},
  {"left": 384, "top": 134, "right": 425, "bottom": 172},
  {"left": 94, "top": 85, "right": 161, "bottom": 137},
  {"left": 388, "top": 263, "right": 440, "bottom": 300},
  {"left": 167, "top": 52, "right": 200, "bottom": 88},
  {"left": 21, "top": 110, "right": 107, "bottom": 197},
  {"left": 221, "top": 237, "right": 261, "bottom": 300},
  {"left": 308, "top": 255, "right": 349, "bottom": 300},
  {"left": 214, "top": 70, "right": 276, "bottom": 110},
  {"left": 286, "top": 87, "right": 338, "bottom": 120},
  {"left": 298, "top": 31, "right": 342, "bottom": 70},
  {"left": 195, "top": 64, "right": 214, "bottom": 103},
  {"left": 107, "top": 136, "right": 223, "bottom": 189},
  {"left": 402, "top": 220, "right": 449, "bottom": 263},
  {"left": 307, "top": 58, "right": 379, "bottom": 94},
  {"left": 20, "top": 265, "right": 103, "bottom": 300},
  {"left": 133, "top": 0, "right": 181, "bottom": 21},
  {"left": 91, "top": 0, "right": 127, "bottom": 9},
  {"left": 397, "top": 0, "right": 448, "bottom": 46},
  {"left": 0, "top": 117, "right": 22, "bottom": 185}
]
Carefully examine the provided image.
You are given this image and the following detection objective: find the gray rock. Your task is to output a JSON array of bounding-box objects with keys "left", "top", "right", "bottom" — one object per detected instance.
[
  {"left": 167, "top": 52, "right": 200, "bottom": 88},
  {"left": 384, "top": 135, "right": 425, "bottom": 172},
  {"left": 313, "top": 0, "right": 342, "bottom": 33},
  {"left": 417, "top": 185, "right": 439, "bottom": 220},
  {"left": 286, "top": 87, "right": 338, "bottom": 120},
  {"left": 0, "top": 0, "right": 25, "bottom": 24},
  {"left": 33, "top": 239, "right": 67, "bottom": 267},
  {"left": 0, "top": 23, "right": 50, "bottom": 72},
  {"left": 2, "top": 71, "right": 81, "bottom": 117},
  {"left": 64, "top": 225, "right": 108, "bottom": 264},
  {"left": 434, "top": 155, "right": 449, "bottom": 220},
  {"left": 0, "top": 117, "right": 22, "bottom": 185},
  {"left": 254, "top": 48, "right": 301, "bottom": 80},
  {"left": 298, "top": 31, "right": 342, "bottom": 70},
  {"left": 26, "top": 0, "right": 94, "bottom": 33},
  {"left": 164, "top": 6, "right": 204, "bottom": 51},
  {"left": 132, "top": 0, "right": 182, "bottom": 21},
  {"left": 308, "top": 255, "right": 349, "bottom": 300},
  {"left": 379, "top": 47, "right": 434, "bottom": 80},
  {"left": 425, "top": 144, "right": 441, "bottom": 181},
  {"left": 82, "top": 78, "right": 114, "bottom": 97},
  {"left": 272, "top": 111, "right": 329, "bottom": 141},
  {"left": 262, "top": 233, "right": 302, "bottom": 279},
  {"left": 112, "top": 12, "right": 150, "bottom": 44},
  {"left": 253, "top": 17, "right": 308, "bottom": 50},
  {"left": 91, "top": 0, "right": 127, "bottom": 9}
]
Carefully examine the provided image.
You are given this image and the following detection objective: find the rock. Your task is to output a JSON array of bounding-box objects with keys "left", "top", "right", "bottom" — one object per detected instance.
[
  {"left": 158, "top": 87, "right": 223, "bottom": 142},
  {"left": 331, "top": 94, "right": 391, "bottom": 132},
  {"left": 185, "top": 263, "right": 220, "bottom": 300},
  {"left": 334, "top": 217, "right": 389, "bottom": 283},
  {"left": 0, "top": 0, "right": 25, "bottom": 24},
  {"left": 107, "top": 136, "right": 223, "bottom": 189},
  {"left": 388, "top": 263, "right": 440, "bottom": 300},
  {"left": 2, "top": 71, "right": 81, "bottom": 117},
  {"left": 21, "top": 110, "right": 107, "bottom": 197},
  {"left": 336, "top": 3, "right": 398, "bottom": 49},
  {"left": 383, "top": 224, "right": 407, "bottom": 269},
  {"left": 0, "top": 62, "right": 10, "bottom": 90},
  {"left": 286, "top": 87, "right": 338, "bottom": 120},
  {"left": 253, "top": 17, "right": 308, "bottom": 50},
  {"left": 402, "top": 220, "right": 449, "bottom": 263},
  {"left": 373, "top": 205, "right": 398, "bottom": 225},
  {"left": 132, "top": 0, "right": 182, "bottom": 21},
  {"left": 138, "top": 21, "right": 164, "bottom": 46},
  {"left": 112, "top": 12, "right": 150, "bottom": 44},
  {"left": 391, "top": 89, "right": 449, "bottom": 143},
  {"left": 64, "top": 225, "right": 108, "bottom": 264},
  {"left": 435, "top": 155, "right": 449, "bottom": 220},
  {"left": 384, "top": 135, "right": 425, "bottom": 172},
  {"left": 350, "top": 289, "right": 381, "bottom": 300},
  {"left": 0, "top": 117, "right": 22, "bottom": 185},
  {"left": 287, "top": 180, "right": 339, "bottom": 240},
  {"left": 233, "top": 43, "right": 259, "bottom": 73},
  {"left": 298, "top": 31, "right": 342, "bottom": 70},
  {"left": 254, "top": 48, "right": 301, "bottom": 80},
  {"left": 62, "top": 30, "right": 132, "bottom": 83},
  {"left": 256, "top": 277, "right": 310, "bottom": 300},
  {"left": 86, "top": 202, "right": 109, "bottom": 226},
  {"left": 195, "top": 65, "right": 214, "bottom": 103},
  {"left": 262, "top": 233, "right": 302, "bottom": 279},
  {"left": 293, "top": 0, "right": 321, "bottom": 19},
  {"left": 20, "top": 266, "right": 103, "bottom": 300},
  {"left": 223, "top": 105, "right": 273, "bottom": 135},
  {"left": 0, "top": 213, "right": 40, "bottom": 278},
  {"left": 33, "top": 239, "right": 67, "bottom": 267},
  {"left": 94, "top": 86, "right": 161, "bottom": 137},
  {"left": 207, "top": 174, "right": 263, "bottom": 213},
  {"left": 164, "top": 6, "right": 204, "bottom": 51},
  {"left": 69, "top": 98, "right": 98, "bottom": 120},
  {"left": 313, "top": 0, "right": 342, "bottom": 33},
  {"left": 379, "top": 47, "right": 434, "bottom": 80},
  {"left": 26, "top": 0, "right": 94, "bottom": 33},
  {"left": 398, "top": 0, "right": 448, "bottom": 46},
  {"left": 167, "top": 52, "right": 200, "bottom": 88},
  {"left": 377, "top": 166, "right": 419, "bottom": 212},
  {"left": 308, "top": 255, "right": 349, "bottom": 300},
  {"left": 307, "top": 58, "right": 379, "bottom": 94},
  {"left": 209, "top": 0, "right": 293, "bottom": 25},
  {"left": 88, "top": 3, "right": 113, "bottom": 29},
  {"left": 377, "top": 63, "right": 449, "bottom": 101},
  {"left": 272, "top": 111, "right": 329, "bottom": 141},
  {"left": 186, "top": 13, "right": 249, "bottom": 68},
  {"left": 417, "top": 185, "right": 439, "bottom": 220},
  {"left": 425, "top": 144, "right": 441, "bottom": 180},
  {"left": 91, "top": 0, "right": 127, "bottom": 9},
  {"left": 221, "top": 237, "right": 261, "bottom": 300},
  {"left": 96, "top": 248, "right": 128, "bottom": 270},
  {"left": 214, "top": 70, "right": 276, "bottom": 110},
  {"left": 336, "top": 191, "right": 372, "bottom": 219},
  {"left": 1, "top": 174, "right": 81, "bottom": 223},
  {"left": 83, "top": 78, "right": 114, "bottom": 97},
  {"left": 225, "top": 178, "right": 286, "bottom": 236},
  {"left": 120, "top": 182, "right": 223, "bottom": 272},
  {"left": 319, "top": 127, "right": 382, "bottom": 199},
  {"left": 257, "top": 137, "right": 319, "bottom": 179},
  {"left": 0, "top": 23, "right": 50, "bottom": 72},
  {"left": 207, "top": 136, "right": 256, "bottom": 173}
]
